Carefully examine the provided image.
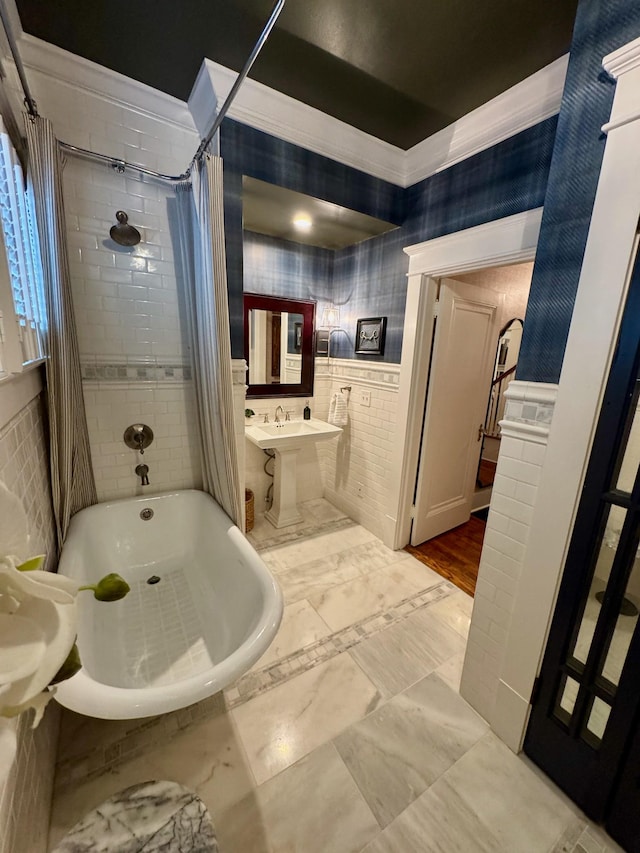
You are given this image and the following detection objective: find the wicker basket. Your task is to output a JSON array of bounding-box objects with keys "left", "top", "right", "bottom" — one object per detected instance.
[{"left": 245, "top": 488, "right": 255, "bottom": 533}]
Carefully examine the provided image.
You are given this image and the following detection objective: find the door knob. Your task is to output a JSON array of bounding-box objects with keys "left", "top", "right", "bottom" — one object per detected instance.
[{"left": 477, "top": 423, "right": 484, "bottom": 442}]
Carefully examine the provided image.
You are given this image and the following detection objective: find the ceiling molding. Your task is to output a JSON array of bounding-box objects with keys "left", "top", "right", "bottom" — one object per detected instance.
[
  {"left": 190, "top": 59, "right": 406, "bottom": 186},
  {"left": 17, "top": 34, "right": 197, "bottom": 132},
  {"left": 603, "top": 34, "right": 640, "bottom": 78},
  {"left": 192, "top": 56, "right": 567, "bottom": 188},
  {"left": 13, "top": 32, "right": 566, "bottom": 190},
  {"left": 403, "top": 56, "right": 568, "bottom": 186}
]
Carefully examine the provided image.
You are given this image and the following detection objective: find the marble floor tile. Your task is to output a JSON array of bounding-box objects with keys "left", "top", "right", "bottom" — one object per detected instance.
[
  {"left": 264, "top": 524, "right": 376, "bottom": 574},
  {"left": 49, "top": 707, "right": 255, "bottom": 849},
  {"left": 274, "top": 538, "right": 409, "bottom": 604},
  {"left": 335, "top": 673, "right": 488, "bottom": 827},
  {"left": 382, "top": 556, "right": 444, "bottom": 594},
  {"left": 232, "top": 652, "right": 382, "bottom": 784},
  {"left": 309, "top": 565, "right": 428, "bottom": 632},
  {"left": 360, "top": 774, "right": 502, "bottom": 853},
  {"left": 215, "top": 742, "right": 379, "bottom": 853},
  {"left": 433, "top": 650, "right": 466, "bottom": 693},
  {"left": 349, "top": 605, "right": 467, "bottom": 698},
  {"left": 428, "top": 588, "right": 474, "bottom": 637},
  {"left": 248, "top": 499, "right": 350, "bottom": 550},
  {"left": 300, "top": 498, "right": 350, "bottom": 525},
  {"left": 274, "top": 553, "right": 363, "bottom": 604},
  {"left": 361, "top": 732, "right": 582, "bottom": 853},
  {"left": 251, "top": 599, "right": 332, "bottom": 671},
  {"left": 436, "top": 732, "right": 579, "bottom": 852}
]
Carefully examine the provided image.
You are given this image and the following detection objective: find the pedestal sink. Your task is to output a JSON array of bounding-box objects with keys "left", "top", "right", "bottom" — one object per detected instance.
[{"left": 245, "top": 418, "right": 342, "bottom": 528}]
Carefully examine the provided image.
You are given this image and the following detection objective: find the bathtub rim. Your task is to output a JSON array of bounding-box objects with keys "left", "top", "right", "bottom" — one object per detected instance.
[{"left": 53, "top": 489, "right": 283, "bottom": 719}]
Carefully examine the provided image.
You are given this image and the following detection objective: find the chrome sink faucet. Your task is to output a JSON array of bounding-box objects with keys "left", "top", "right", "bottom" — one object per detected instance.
[{"left": 274, "top": 405, "right": 285, "bottom": 423}]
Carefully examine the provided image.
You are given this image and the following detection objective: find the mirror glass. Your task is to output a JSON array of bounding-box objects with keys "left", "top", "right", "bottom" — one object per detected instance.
[
  {"left": 476, "top": 317, "right": 524, "bottom": 489},
  {"left": 248, "top": 309, "right": 304, "bottom": 385},
  {"left": 244, "top": 293, "right": 315, "bottom": 398}
]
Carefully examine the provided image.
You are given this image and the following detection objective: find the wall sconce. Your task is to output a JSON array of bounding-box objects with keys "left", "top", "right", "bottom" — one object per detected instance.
[
  {"left": 320, "top": 306, "right": 343, "bottom": 359},
  {"left": 321, "top": 306, "right": 341, "bottom": 328}
]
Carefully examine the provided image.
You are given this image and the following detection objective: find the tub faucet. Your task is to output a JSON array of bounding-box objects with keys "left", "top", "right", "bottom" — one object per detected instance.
[
  {"left": 274, "top": 405, "right": 285, "bottom": 423},
  {"left": 135, "top": 463, "right": 150, "bottom": 486}
]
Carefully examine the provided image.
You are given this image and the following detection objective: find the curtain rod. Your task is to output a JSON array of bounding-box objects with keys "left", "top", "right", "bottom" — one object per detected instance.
[
  {"left": 0, "top": 0, "right": 285, "bottom": 183},
  {"left": 59, "top": 141, "right": 189, "bottom": 183},
  {"left": 190, "top": 0, "right": 285, "bottom": 167},
  {"left": 0, "top": 2, "right": 37, "bottom": 116}
]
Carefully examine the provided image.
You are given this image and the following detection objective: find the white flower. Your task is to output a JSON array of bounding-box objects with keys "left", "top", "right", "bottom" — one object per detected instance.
[{"left": 0, "top": 482, "right": 79, "bottom": 726}]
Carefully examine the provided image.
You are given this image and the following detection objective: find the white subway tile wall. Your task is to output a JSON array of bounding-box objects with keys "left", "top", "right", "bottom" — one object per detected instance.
[
  {"left": 82, "top": 381, "right": 202, "bottom": 502},
  {"left": 20, "top": 54, "right": 203, "bottom": 502},
  {"left": 0, "top": 392, "right": 59, "bottom": 853},
  {"left": 460, "top": 382, "right": 557, "bottom": 723},
  {"left": 320, "top": 360, "right": 400, "bottom": 537}
]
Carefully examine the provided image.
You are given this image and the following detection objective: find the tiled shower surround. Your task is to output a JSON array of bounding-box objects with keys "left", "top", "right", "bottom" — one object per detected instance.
[
  {"left": 0, "top": 380, "right": 58, "bottom": 853},
  {"left": 58, "top": 105, "right": 202, "bottom": 501}
]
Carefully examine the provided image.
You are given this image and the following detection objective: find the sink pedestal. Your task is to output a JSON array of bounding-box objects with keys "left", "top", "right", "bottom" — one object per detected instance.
[
  {"left": 265, "top": 447, "right": 303, "bottom": 528},
  {"left": 245, "top": 418, "right": 342, "bottom": 529}
]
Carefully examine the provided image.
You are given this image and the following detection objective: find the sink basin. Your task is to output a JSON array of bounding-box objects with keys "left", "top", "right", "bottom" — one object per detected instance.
[
  {"left": 245, "top": 418, "right": 342, "bottom": 528},
  {"left": 245, "top": 417, "right": 342, "bottom": 451}
]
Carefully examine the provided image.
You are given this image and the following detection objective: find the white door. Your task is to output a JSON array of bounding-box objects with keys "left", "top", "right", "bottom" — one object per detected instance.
[{"left": 411, "top": 278, "right": 502, "bottom": 545}]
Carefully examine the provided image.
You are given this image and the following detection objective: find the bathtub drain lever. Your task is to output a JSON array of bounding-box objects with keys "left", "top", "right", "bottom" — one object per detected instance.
[{"left": 135, "top": 463, "right": 150, "bottom": 486}]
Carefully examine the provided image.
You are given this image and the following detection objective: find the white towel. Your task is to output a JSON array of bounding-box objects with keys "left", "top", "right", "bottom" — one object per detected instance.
[{"left": 328, "top": 392, "right": 348, "bottom": 426}]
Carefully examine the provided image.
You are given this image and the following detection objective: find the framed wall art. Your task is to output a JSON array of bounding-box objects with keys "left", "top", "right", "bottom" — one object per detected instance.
[{"left": 355, "top": 316, "right": 386, "bottom": 355}]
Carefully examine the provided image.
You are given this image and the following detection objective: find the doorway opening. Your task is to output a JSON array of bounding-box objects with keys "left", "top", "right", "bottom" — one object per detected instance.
[{"left": 404, "top": 260, "right": 533, "bottom": 596}]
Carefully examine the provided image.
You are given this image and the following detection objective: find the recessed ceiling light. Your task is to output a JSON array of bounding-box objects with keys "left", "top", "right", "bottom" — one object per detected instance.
[{"left": 293, "top": 214, "right": 313, "bottom": 231}]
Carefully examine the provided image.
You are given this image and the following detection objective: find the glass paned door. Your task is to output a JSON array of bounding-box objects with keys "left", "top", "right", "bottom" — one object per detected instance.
[{"left": 524, "top": 233, "right": 640, "bottom": 844}]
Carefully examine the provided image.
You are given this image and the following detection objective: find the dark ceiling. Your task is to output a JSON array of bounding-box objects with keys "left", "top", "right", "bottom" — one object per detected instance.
[{"left": 15, "top": 0, "right": 579, "bottom": 150}]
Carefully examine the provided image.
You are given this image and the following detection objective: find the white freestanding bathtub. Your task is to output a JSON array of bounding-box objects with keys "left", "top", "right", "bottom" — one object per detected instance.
[{"left": 54, "top": 490, "right": 283, "bottom": 719}]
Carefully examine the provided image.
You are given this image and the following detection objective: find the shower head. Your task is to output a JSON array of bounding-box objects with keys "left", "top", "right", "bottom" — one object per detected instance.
[{"left": 110, "top": 210, "right": 141, "bottom": 246}]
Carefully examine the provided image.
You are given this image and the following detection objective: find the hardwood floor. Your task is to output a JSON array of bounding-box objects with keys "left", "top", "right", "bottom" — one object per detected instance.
[{"left": 404, "top": 515, "right": 486, "bottom": 596}]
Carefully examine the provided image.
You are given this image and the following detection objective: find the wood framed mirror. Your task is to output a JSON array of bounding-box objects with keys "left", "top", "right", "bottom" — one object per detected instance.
[{"left": 244, "top": 293, "right": 316, "bottom": 398}]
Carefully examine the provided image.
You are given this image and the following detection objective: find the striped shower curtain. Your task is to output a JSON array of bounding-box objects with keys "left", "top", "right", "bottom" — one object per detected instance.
[
  {"left": 24, "top": 115, "right": 97, "bottom": 550},
  {"left": 176, "top": 154, "right": 242, "bottom": 524}
]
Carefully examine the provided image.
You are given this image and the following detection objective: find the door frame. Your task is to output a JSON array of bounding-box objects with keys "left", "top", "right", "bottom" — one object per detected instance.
[
  {"left": 493, "top": 35, "right": 640, "bottom": 753},
  {"left": 386, "top": 208, "right": 542, "bottom": 550}
]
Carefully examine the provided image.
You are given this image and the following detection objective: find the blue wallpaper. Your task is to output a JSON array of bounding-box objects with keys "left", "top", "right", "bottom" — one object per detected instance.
[
  {"left": 332, "top": 118, "right": 557, "bottom": 362},
  {"left": 518, "top": 0, "right": 640, "bottom": 382},
  {"left": 244, "top": 231, "right": 333, "bottom": 305},
  {"left": 223, "top": 117, "right": 557, "bottom": 362},
  {"left": 221, "top": 119, "right": 404, "bottom": 357},
  {"left": 221, "top": 120, "right": 406, "bottom": 224}
]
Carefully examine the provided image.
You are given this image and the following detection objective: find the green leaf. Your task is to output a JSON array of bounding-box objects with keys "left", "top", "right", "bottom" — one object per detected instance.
[
  {"left": 16, "top": 555, "right": 45, "bottom": 572},
  {"left": 49, "top": 642, "right": 81, "bottom": 685}
]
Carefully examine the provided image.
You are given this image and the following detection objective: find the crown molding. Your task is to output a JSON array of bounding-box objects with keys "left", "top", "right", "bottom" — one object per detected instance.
[
  {"left": 12, "top": 33, "right": 566, "bottom": 189},
  {"left": 603, "top": 34, "right": 640, "bottom": 78},
  {"left": 190, "top": 59, "right": 405, "bottom": 186},
  {"left": 17, "top": 34, "right": 197, "bottom": 132},
  {"left": 404, "top": 55, "right": 568, "bottom": 186},
  {"left": 194, "top": 56, "right": 567, "bottom": 188}
]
